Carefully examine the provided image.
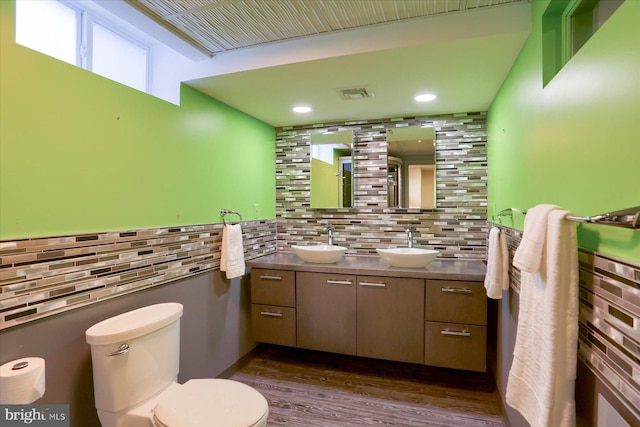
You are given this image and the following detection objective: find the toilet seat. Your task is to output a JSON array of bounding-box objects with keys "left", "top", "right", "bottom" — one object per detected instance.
[{"left": 153, "top": 379, "right": 268, "bottom": 427}]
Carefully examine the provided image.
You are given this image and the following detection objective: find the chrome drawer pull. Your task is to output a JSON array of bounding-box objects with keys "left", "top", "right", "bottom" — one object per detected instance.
[
  {"left": 260, "top": 275, "right": 282, "bottom": 281},
  {"left": 326, "top": 280, "right": 353, "bottom": 285},
  {"left": 440, "top": 329, "right": 471, "bottom": 337},
  {"left": 106, "top": 343, "right": 129, "bottom": 356},
  {"left": 441, "top": 287, "right": 472, "bottom": 294},
  {"left": 359, "top": 282, "right": 386, "bottom": 287},
  {"left": 260, "top": 311, "right": 283, "bottom": 318}
]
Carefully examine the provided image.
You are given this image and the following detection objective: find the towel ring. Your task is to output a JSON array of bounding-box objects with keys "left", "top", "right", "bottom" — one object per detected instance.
[{"left": 221, "top": 209, "right": 242, "bottom": 225}]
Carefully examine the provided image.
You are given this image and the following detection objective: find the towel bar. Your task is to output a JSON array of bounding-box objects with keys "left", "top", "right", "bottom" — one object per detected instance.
[
  {"left": 494, "top": 206, "right": 639, "bottom": 229},
  {"left": 564, "top": 206, "right": 639, "bottom": 228}
]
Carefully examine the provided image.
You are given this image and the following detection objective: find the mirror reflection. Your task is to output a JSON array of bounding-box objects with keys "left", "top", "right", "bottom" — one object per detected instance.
[
  {"left": 386, "top": 126, "right": 436, "bottom": 208},
  {"left": 310, "top": 130, "right": 353, "bottom": 208}
]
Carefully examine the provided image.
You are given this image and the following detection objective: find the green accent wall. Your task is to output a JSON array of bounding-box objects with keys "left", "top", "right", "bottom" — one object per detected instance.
[
  {"left": 0, "top": 0, "right": 275, "bottom": 240},
  {"left": 488, "top": 0, "right": 640, "bottom": 262}
]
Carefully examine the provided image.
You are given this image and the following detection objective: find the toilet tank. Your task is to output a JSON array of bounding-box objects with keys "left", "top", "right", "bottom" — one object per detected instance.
[{"left": 86, "top": 303, "right": 183, "bottom": 413}]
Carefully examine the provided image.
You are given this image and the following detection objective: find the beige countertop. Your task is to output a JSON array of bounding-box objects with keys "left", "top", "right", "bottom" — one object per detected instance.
[{"left": 246, "top": 252, "right": 487, "bottom": 281}]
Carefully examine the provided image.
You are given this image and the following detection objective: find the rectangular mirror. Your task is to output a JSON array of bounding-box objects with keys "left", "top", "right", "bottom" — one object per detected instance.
[
  {"left": 310, "top": 130, "right": 353, "bottom": 208},
  {"left": 386, "top": 126, "right": 436, "bottom": 208}
]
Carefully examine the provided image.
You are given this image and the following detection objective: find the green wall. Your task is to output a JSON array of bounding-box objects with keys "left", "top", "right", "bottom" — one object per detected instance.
[
  {"left": 488, "top": 0, "right": 640, "bottom": 262},
  {"left": 0, "top": 0, "right": 275, "bottom": 240}
]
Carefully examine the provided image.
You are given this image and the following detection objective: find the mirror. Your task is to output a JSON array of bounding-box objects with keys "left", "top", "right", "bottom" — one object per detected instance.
[
  {"left": 310, "top": 130, "right": 353, "bottom": 208},
  {"left": 386, "top": 126, "right": 436, "bottom": 208}
]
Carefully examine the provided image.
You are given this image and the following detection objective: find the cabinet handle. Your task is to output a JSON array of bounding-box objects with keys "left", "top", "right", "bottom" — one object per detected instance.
[
  {"left": 440, "top": 328, "right": 471, "bottom": 337},
  {"left": 326, "top": 279, "right": 353, "bottom": 285},
  {"left": 260, "top": 275, "right": 282, "bottom": 281},
  {"left": 260, "top": 311, "right": 283, "bottom": 318},
  {"left": 441, "top": 287, "right": 472, "bottom": 294},
  {"left": 359, "top": 281, "right": 386, "bottom": 287}
]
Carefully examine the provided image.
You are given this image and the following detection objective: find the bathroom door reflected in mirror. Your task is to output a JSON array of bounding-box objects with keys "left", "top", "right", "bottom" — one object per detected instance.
[
  {"left": 310, "top": 130, "right": 353, "bottom": 208},
  {"left": 386, "top": 126, "right": 436, "bottom": 208}
]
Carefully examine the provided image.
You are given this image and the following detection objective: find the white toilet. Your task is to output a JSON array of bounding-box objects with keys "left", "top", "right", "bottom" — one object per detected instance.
[{"left": 85, "top": 303, "right": 268, "bottom": 427}]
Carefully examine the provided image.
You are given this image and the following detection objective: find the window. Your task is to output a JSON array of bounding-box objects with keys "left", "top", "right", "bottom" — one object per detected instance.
[
  {"left": 541, "top": 0, "right": 623, "bottom": 87},
  {"left": 569, "top": 0, "right": 624, "bottom": 56},
  {"left": 90, "top": 21, "right": 148, "bottom": 92},
  {"left": 15, "top": 0, "right": 79, "bottom": 66},
  {"left": 16, "top": 0, "right": 149, "bottom": 92}
]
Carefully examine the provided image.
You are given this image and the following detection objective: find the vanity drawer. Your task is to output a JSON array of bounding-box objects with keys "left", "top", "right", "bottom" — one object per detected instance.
[
  {"left": 424, "top": 321, "right": 486, "bottom": 372},
  {"left": 251, "top": 268, "right": 296, "bottom": 307},
  {"left": 251, "top": 304, "right": 296, "bottom": 347},
  {"left": 425, "top": 280, "right": 487, "bottom": 325}
]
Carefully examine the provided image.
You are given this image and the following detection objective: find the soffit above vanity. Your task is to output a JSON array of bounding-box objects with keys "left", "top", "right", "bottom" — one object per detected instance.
[{"left": 119, "top": 0, "right": 531, "bottom": 126}]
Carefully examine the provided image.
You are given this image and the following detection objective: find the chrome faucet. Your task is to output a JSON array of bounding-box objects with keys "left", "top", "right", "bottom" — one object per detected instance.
[
  {"left": 405, "top": 225, "right": 414, "bottom": 248},
  {"left": 322, "top": 223, "right": 334, "bottom": 245}
]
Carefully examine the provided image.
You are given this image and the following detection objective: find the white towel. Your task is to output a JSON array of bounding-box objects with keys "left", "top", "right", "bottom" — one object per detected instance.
[
  {"left": 512, "top": 204, "right": 557, "bottom": 273},
  {"left": 220, "top": 224, "right": 245, "bottom": 279},
  {"left": 484, "top": 226, "right": 509, "bottom": 299},
  {"left": 506, "top": 207, "right": 578, "bottom": 427}
]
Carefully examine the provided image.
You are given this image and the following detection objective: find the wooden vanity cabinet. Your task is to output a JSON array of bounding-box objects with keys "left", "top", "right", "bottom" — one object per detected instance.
[
  {"left": 296, "top": 272, "right": 357, "bottom": 355},
  {"left": 424, "top": 280, "right": 487, "bottom": 372},
  {"left": 357, "top": 276, "right": 424, "bottom": 363},
  {"left": 250, "top": 269, "right": 296, "bottom": 346},
  {"left": 249, "top": 263, "right": 488, "bottom": 372}
]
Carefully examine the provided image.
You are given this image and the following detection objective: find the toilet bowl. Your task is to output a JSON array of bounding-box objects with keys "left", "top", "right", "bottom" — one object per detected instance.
[
  {"left": 86, "top": 303, "right": 268, "bottom": 427},
  {"left": 152, "top": 379, "right": 267, "bottom": 427},
  {"left": 120, "top": 379, "right": 268, "bottom": 427}
]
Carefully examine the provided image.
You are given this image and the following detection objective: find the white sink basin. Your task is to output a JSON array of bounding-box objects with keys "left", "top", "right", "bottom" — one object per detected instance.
[
  {"left": 292, "top": 244, "right": 348, "bottom": 264},
  {"left": 376, "top": 247, "right": 439, "bottom": 268}
]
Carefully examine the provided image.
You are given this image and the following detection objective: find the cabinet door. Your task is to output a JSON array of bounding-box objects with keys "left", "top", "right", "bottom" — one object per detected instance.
[
  {"left": 296, "top": 272, "right": 357, "bottom": 355},
  {"left": 357, "top": 276, "right": 425, "bottom": 363}
]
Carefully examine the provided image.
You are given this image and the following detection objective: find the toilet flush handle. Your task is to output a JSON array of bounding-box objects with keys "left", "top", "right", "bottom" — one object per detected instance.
[{"left": 105, "top": 343, "right": 129, "bottom": 357}]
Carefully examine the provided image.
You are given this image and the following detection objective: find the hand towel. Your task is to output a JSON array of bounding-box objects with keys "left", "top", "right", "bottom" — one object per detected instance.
[
  {"left": 506, "top": 207, "right": 578, "bottom": 427},
  {"left": 512, "top": 204, "right": 557, "bottom": 273},
  {"left": 484, "top": 226, "right": 509, "bottom": 299},
  {"left": 221, "top": 223, "right": 245, "bottom": 279}
]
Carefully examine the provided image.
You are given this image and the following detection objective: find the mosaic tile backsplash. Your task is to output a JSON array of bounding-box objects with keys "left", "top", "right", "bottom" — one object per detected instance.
[
  {"left": 0, "top": 220, "right": 276, "bottom": 329},
  {"left": 493, "top": 223, "right": 640, "bottom": 420},
  {"left": 275, "top": 112, "right": 488, "bottom": 258}
]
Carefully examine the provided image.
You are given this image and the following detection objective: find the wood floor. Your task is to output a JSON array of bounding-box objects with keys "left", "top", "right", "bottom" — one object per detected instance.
[{"left": 231, "top": 346, "right": 505, "bottom": 427}]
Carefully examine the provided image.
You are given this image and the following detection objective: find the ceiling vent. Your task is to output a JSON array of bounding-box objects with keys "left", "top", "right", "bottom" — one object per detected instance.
[{"left": 335, "top": 86, "right": 373, "bottom": 100}]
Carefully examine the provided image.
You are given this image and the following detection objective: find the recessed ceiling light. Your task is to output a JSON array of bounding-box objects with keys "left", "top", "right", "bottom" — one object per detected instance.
[
  {"left": 293, "top": 105, "right": 312, "bottom": 113},
  {"left": 415, "top": 93, "right": 437, "bottom": 102}
]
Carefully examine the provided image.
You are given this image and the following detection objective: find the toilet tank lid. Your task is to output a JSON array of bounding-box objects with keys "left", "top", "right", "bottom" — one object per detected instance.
[{"left": 86, "top": 303, "right": 183, "bottom": 345}]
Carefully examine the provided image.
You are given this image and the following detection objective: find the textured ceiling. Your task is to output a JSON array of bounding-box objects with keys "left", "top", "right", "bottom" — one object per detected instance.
[{"left": 127, "top": 0, "right": 528, "bottom": 56}]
